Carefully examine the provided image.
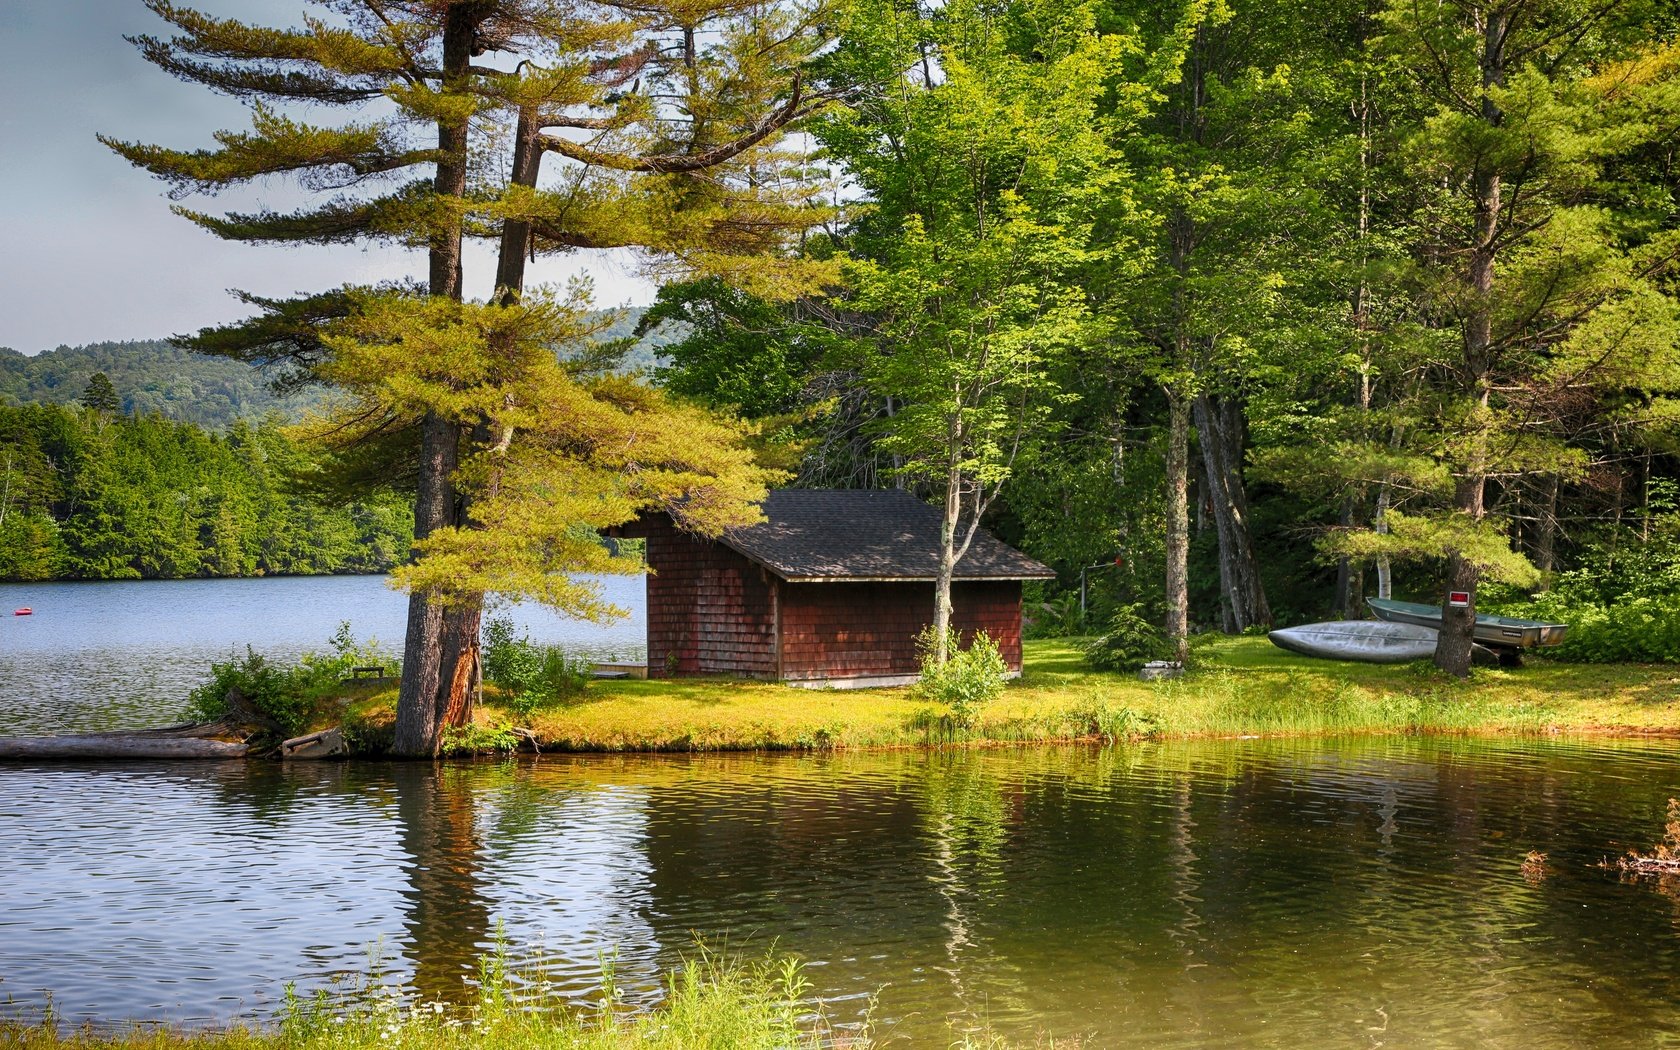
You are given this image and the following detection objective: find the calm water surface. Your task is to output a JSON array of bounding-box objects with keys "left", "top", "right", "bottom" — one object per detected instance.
[
  {"left": 2, "top": 740, "right": 1680, "bottom": 1047},
  {"left": 4, "top": 579, "right": 1680, "bottom": 1046},
  {"left": 0, "top": 575, "right": 646, "bottom": 734}
]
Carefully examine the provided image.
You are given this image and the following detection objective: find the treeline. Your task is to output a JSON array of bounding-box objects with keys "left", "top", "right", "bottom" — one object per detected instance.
[{"left": 0, "top": 404, "right": 412, "bottom": 581}]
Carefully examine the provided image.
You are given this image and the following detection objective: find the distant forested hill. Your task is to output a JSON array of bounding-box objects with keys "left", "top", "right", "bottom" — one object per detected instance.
[
  {"left": 0, "top": 340, "right": 324, "bottom": 428},
  {"left": 0, "top": 309, "right": 675, "bottom": 431}
]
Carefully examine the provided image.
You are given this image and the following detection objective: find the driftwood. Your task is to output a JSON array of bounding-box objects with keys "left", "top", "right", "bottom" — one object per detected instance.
[
  {"left": 0, "top": 731, "right": 248, "bottom": 760},
  {"left": 280, "top": 727, "right": 346, "bottom": 760},
  {"left": 0, "top": 686, "right": 263, "bottom": 761},
  {"left": 1617, "top": 855, "right": 1680, "bottom": 875}
]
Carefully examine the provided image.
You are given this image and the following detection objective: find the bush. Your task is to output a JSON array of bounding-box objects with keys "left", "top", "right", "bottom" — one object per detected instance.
[
  {"left": 1083, "top": 604, "right": 1171, "bottom": 672},
  {"left": 1024, "top": 590, "right": 1087, "bottom": 638},
  {"left": 482, "top": 616, "right": 589, "bottom": 719},
  {"left": 439, "top": 721, "right": 523, "bottom": 756},
  {"left": 185, "top": 622, "right": 398, "bottom": 737},
  {"left": 1495, "top": 592, "right": 1680, "bottom": 664},
  {"left": 915, "top": 628, "right": 1009, "bottom": 727}
]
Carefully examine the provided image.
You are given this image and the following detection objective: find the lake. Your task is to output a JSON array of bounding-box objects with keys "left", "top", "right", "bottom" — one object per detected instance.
[
  {"left": 3, "top": 578, "right": 1680, "bottom": 1047},
  {"left": 0, "top": 575, "right": 647, "bottom": 735}
]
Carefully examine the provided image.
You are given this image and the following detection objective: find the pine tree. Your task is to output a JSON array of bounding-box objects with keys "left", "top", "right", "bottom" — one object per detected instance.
[
  {"left": 1353, "top": 0, "right": 1680, "bottom": 674},
  {"left": 80, "top": 372, "right": 121, "bottom": 415},
  {"left": 109, "top": 0, "right": 838, "bottom": 753}
]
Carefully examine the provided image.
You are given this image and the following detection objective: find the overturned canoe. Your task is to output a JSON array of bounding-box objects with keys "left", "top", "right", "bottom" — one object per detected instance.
[
  {"left": 1269, "top": 620, "right": 1440, "bottom": 664},
  {"left": 1366, "top": 598, "right": 1567, "bottom": 649}
]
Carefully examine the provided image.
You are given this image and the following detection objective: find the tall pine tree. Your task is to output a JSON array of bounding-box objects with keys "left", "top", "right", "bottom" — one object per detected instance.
[{"left": 109, "top": 0, "right": 837, "bottom": 752}]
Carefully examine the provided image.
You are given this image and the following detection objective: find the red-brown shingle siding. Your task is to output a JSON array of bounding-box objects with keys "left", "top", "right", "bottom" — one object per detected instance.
[
  {"left": 777, "top": 580, "right": 1023, "bottom": 681},
  {"left": 636, "top": 517, "right": 777, "bottom": 678}
]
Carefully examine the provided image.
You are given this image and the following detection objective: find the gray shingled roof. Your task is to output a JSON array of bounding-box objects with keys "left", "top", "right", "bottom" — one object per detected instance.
[{"left": 720, "top": 489, "right": 1056, "bottom": 582}]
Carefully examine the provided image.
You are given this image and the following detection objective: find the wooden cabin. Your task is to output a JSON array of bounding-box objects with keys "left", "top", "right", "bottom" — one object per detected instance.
[{"left": 619, "top": 489, "right": 1055, "bottom": 688}]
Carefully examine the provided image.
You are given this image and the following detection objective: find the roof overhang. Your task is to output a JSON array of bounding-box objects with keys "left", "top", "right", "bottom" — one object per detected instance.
[{"left": 777, "top": 573, "right": 1056, "bottom": 584}]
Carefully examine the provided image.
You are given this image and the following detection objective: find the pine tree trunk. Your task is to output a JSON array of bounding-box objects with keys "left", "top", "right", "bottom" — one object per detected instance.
[
  {"left": 1535, "top": 474, "right": 1559, "bottom": 582},
  {"left": 393, "top": 4, "right": 481, "bottom": 757},
  {"left": 1165, "top": 391, "right": 1191, "bottom": 662},
  {"left": 1193, "top": 394, "right": 1271, "bottom": 631},
  {"left": 1435, "top": 9, "right": 1505, "bottom": 679},
  {"left": 1436, "top": 476, "right": 1486, "bottom": 677}
]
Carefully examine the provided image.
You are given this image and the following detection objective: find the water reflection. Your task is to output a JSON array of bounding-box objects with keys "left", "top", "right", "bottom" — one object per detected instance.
[{"left": 3, "top": 739, "right": 1680, "bottom": 1047}]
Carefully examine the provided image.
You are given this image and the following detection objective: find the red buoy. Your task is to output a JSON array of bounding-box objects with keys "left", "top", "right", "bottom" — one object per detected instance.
[{"left": 13, "top": 608, "right": 32, "bottom": 616}]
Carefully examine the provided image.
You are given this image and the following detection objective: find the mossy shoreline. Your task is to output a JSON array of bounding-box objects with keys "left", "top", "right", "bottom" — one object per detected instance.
[{"left": 338, "top": 637, "right": 1680, "bottom": 756}]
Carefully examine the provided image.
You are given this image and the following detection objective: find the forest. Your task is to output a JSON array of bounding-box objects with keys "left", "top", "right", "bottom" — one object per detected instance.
[
  {"left": 44, "top": 0, "right": 1680, "bottom": 750},
  {"left": 0, "top": 398, "right": 412, "bottom": 581}
]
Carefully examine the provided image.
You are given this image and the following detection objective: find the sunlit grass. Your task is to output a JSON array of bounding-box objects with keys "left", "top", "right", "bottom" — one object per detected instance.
[
  {"left": 348, "top": 637, "right": 1680, "bottom": 753},
  {"left": 2, "top": 950, "right": 867, "bottom": 1050}
]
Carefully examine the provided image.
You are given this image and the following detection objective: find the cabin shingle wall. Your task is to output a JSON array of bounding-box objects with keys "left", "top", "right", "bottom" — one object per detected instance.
[
  {"left": 778, "top": 580, "right": 1023, "bottom": 681},
  {"left": 634, "top": 517, "right": 777, "bottom": 678}
]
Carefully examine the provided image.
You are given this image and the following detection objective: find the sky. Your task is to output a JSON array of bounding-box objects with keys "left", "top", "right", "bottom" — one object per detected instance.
[{"left": 0, "top": 1, "right": 655, "bottom": 355}]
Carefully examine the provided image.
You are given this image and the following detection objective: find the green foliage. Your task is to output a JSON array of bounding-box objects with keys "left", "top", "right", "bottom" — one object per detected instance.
[
  {"left": 1025, "top": 589, "right": 1087, "bottom": 638},
  {"left": 0, "top": 340, "right": 332, "bottom": 427},
  {"left": 438, "top": 721, "right": 524, "bottom": 756},
  {"left": 1523, "top": 596, "right": 1680, "bottom": 665},
  {"left": 1083, "top": 604, "right": 1172, "bottom": 672},
  {"left": 0, "top": 403, "right": 412, "bottom": 581},
  {"left": 311, "top": 288, "right": 778, "bottom": 611},
  {"left": 79, "top": 372, "right": 120, "bottom": 414},
  {"left": 1063, "top": 700, "right": 1162, "bottom": 741},
  {"left": 1488, "top": 517, "right": 1680, "bottom": 663},
  {"left": 186, "top": 622, "right": 398, "bottom": 737},
  {"left": 915, "top": 628, "right": 1009, "bottom": 726},
  {"left": 1325, "top": 510, "right": 1542, "bottom": 587},
  {"left": 482, "top": 616, "right": 590, "bottom": 720}
]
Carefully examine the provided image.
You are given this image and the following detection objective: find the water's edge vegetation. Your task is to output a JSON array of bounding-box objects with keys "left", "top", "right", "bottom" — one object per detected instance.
[
  {"left": 200, "top": 635, "right": 1680, "bottom": 757},
  {"left": 2, "top": 949, "right": 894, "bottom": 1050}
]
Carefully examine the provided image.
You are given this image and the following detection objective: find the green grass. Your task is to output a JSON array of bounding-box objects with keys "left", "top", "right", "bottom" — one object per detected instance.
[
  {"left": 2, "top": 951, "right": 866, "bottom": 1050},
  {"left": 380, "top": 636, "right": 1680, "bottom": 753}
]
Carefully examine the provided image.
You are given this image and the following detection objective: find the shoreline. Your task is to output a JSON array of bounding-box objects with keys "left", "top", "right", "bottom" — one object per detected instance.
[{"left": 359, "top": 636, "right": 1680, "bottom": 756}]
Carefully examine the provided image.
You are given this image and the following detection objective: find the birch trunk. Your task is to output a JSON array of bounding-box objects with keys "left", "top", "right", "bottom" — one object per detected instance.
[
  {"left": 933, "top": 437, "right": 962, "bottom": 667},
  {"left": 1165, "top": 392, "right": 1191, "bottom": 662}
]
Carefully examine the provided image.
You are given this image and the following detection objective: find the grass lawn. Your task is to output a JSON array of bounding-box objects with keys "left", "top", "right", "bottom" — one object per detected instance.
[{"left": 429, "top": 637, "right": 1680, "bottom": 752}]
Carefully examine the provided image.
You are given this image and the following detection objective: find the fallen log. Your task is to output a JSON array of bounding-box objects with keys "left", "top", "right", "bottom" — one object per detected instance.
[{"left": 0, "top": 733, "right": 249, "bottom": 760}]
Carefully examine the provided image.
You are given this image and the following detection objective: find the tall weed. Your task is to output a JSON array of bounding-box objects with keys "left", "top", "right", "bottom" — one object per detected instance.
[{"left": 483, "top": 616, "right": 590, "bottom": 719}]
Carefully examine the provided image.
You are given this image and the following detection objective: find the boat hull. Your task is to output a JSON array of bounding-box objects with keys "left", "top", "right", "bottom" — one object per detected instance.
[
  {"left": 1366, "top": 598, "right": 1568, "bottom": 650},
  {"left": 1269, "top": 621, "right": 1440, "bottom": 664}
]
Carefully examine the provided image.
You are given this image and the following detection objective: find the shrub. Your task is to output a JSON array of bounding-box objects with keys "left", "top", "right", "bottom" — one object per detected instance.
[
  {"left": 1495, "top": 593, "right": 1680, "bottom": 664},
  {"left": 439, "top": 721, "right": 523, "bottom": 756},
  {"left": 185, "top": 622, "right": 398, "bottom": 738},
  {"left": 482, "top": 616, "right": 589, "bottom": 719},
  {"left": 915, "top": 628, "right": 1009, "bottom": 727},
  {"left": 1083, "top": 604, "right": 1171, "bottom": 672},
  {"left": 1025, "top": 590, "right": 1087, "bottom": 638}
]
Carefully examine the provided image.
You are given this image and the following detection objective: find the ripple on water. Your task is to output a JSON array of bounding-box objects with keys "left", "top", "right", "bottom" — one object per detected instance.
[
  {"left": 3, "top": 741, "right": 1680, "bottom": 1047},
  {"left": 0, "top": 575, "right": 648, "bottom": 736}
]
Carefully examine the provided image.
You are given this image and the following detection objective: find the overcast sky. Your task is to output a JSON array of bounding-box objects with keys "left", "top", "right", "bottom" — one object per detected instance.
[{"left": 0, "top": 1, "right": 655, "bottom": 355}]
